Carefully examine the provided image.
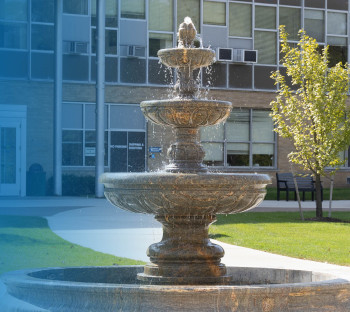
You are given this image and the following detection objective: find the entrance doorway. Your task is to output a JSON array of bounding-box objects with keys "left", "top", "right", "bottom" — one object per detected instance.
[
  {"left": 0, "top": 105, "right": 26, "bottom": 196},
  {"left": 110, "top": 131, "right": 145, "bottom": 172}
]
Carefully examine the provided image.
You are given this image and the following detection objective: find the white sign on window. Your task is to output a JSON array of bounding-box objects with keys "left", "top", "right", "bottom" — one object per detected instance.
[{"left": 85, "top": 147, "right": 96, "bottom": 156}]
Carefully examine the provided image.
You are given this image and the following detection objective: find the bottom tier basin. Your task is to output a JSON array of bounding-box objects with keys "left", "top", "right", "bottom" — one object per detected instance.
[
  {"left": 1, "top": 266, "right": 350, "bottom": 312},
  {"left": 100, "top": 172, "right": 271, "bottom": 216},
  {"left": 100, "top": 172, "right": 272, "bottom": 285}
]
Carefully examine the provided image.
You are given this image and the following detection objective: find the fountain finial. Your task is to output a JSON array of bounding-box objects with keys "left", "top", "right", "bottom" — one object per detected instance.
[{"left": 178, "top": 16, "right": 197, "bottom": 48}]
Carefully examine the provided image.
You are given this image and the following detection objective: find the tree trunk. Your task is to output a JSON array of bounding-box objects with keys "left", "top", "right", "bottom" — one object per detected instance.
[
  {"left": 290, "top": 163, "right": 304, "bottom": 221},
  {"left": 315, "top": 173, "right": 323, "bottom": 218}
]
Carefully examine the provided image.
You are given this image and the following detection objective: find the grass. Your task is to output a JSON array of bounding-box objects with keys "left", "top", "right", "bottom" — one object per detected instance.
[
  {"left": 0, "top": 215, "right": 145, "bottom": 275},
  {"left": 210, "top": 212, "right": 350, "bottom": 266},
  {"left": 265, "top": 187, "right": 350, "bottom": 201}
]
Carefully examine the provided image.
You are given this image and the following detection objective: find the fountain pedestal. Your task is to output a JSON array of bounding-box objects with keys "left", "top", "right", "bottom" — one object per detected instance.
[{"left": 138, "top": 215, "right": 231, "bottom": 285}]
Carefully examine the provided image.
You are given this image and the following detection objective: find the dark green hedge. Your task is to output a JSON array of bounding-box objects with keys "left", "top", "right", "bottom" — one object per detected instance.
[{"left": 46, "top": 175, "right": 95, "bottom": 196}]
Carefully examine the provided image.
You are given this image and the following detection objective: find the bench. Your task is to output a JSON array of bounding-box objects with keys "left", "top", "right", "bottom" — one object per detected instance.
[{"left": 276, "top": 173, "right": 323, "bottom": 201}]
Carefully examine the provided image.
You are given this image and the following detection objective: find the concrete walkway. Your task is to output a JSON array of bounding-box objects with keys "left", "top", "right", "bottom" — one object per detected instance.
[{"left": 1, "top": 196, "right": 350, "bottom": 298}]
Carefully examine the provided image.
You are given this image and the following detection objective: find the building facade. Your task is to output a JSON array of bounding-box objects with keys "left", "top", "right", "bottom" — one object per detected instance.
[{"left": 1, "top": 0, "right": 350, "bottom": 196}]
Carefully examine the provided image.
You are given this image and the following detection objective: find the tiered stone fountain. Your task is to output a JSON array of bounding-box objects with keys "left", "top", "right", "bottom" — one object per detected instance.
[
  {"left": 102, "top": 17, "right": 270, "bottom": 286},
  {"left": 1, "top": 17, "right": 350, "bottom": 312}
]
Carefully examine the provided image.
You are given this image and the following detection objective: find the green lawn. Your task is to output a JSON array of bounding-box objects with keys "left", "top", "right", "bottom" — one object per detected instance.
[
  {"left": 2, "top": 212, "right": 350, "bottom": 275},
  {"left": 265, "top": 187, "right": 350, "bottom": 201},
  {"left": 0, "top": 215, "right": 145, "bottom": 275},
  {"left": 210, "top": 212, "right": 350, "bottom": 266}
]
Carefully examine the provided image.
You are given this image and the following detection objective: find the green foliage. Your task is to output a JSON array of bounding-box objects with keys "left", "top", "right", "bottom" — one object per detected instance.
[
  {"left": 210, "top": 212, "right": 350, "bottom": 266},
  {"left": 0, "top": 215, "right": 144, "bottom": 274},
  {"left": 270, "top": 26, "right": 350, "bottom": 177},
  {"left": 62, "top": 175, "right": 95, "bottom": 196},
  {"left": 46, "top": 175, "right": 95, "bottom": 196}
]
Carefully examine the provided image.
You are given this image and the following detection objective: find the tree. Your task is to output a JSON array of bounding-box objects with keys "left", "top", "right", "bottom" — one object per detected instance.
[{"left": 270, "top": 26, "right": 350, "bottom": 219}]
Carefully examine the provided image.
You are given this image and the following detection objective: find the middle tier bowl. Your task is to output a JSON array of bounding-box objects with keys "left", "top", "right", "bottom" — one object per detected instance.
[
  {"left": 140, "top": 99, "right": 232, "bottom": 128},
  {"left": 101, "top": 172, "right": 271, "bottom": 216}
]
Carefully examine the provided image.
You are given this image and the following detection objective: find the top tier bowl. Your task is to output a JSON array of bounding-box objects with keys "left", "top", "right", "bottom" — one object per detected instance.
[{"left": 158, "top": 48, "right": 215, "bottom": 69}]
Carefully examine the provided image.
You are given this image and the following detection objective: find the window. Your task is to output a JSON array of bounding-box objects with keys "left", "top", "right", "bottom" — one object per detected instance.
[
  {"left": 229, "top": 64, "right": 252, "bottom": 89},
  {"left": 0, "top": 0, "right": 27, "bottom": 21},
  {"left": 255, "top": 6, "right": 276, "bottom": 30},
  {"left": 62, "top": 103, "right": 109, "bottom": 167},
  {"left": 0, "top": 22, "right": 27, "bottom": 49},
  {"left": 62, "top": 130, "right": 83, "bottom": 166},
  {"left": 91, "top": 29, "right": 117, "bottom": 55},
  {"left": 177, "top": 0, "right": 200, "bottom": 33},
  {"left": 0, "top": 50, "right": 28, "bottom": 78},
  {"left": 63, "top": 55, "right": 89, "bottom": 81},
  {"left": 326, "top": 12, "right": 347, "bottom": 67},
  {"left": 121, "top": 0, "right": 145, "bottom": 19},
  {"left": 149, "top": 0, "right": 173, "bottom": 31},
  {"left": 255, "top": 0, "right": 277, "bottom": 4},
  {"left": 304, "top": 10, "right": 324, "bottom": 42},
  {"left": 305, "top": 0, "right": 325, "bottom": 8},
  {"left": 279, "top": 7, "right": 301, "bottom": 41},
  {"left": 63, "top": 0, "right": 88, "bottom": 15},
  {"left": 62, "top": 130, "right": 108, "bottom": 167},
  {"left": 149, "top": 33, "right": 173, "bottom": 57},
  {"left": 201, "top": 123, "right": 224, "bottom": 166},
  {"left": 327, "top": 12, "right": 347, "bottom": 36},
  {"left": 254, "top": 66, "right": 276, "bottom": 90},
  {"left": 279, "top": 0, "right": 300, "bottom": 5},
  {"left": 254, "top": 31, "right": 277, "bottom": 64},
  {"left": 203, "top": 1, "right": 226, "bottom": 26},
  {"left": 202, "top": 63, "right": 227, "bottom": 88},
  {"left": 90, "top": 56, "right": 119, "bottom": 82},
  {"left": 31, "top": 0, "right": 54, "bottom": 23},
  {"left": 31, "top": 24, "right": 54, "bottom": 51},
  {"left": 229, "top": 3, "right": 251, "bottom": 37},
  {"left": 336, "top": 146, "right": 350, "bottom": 168},
  {"left": 201, "top": 109, "right": 275, "bottom": 168},
  {"left": 120, "top": 58, "right": 146, "bottom": 83},
  {"left": 31, "top": 52, "right": 54, "bottom": 79},
  {"left": 328, "top": 37, "right": 347, "bottom": 67},
  {"left": 91, "top": 0, "right": 118, "bottom": 27},
  {"left": 148, "top": 59, "right": 174, "bottom": 85},
  {"left": 84, "top": 131, "right": 108, "bottom": 166},
  {"left": 109, "top": 105, "right": 145, "bottom": 130},
  {"left": 327, "top": 0, "right": 348, "bottom": 10}
]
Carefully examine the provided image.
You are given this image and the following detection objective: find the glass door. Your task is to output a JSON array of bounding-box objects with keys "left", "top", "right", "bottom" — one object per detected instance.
[
  {"left": 110, "top": 131, "right": 145, "bottom": 172},
  {"left": 0, "top": 122, "right": 20, "bottom": 196}
]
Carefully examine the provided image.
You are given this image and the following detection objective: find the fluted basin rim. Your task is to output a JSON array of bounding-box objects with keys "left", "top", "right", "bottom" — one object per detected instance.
[
  {"left": 140, "top": 99, "right": 232, "bottom": 128},
  {"left": 100, "top": 172, "right": 271, "bottom": 190},
  {"left": 158, "top": 47, "right": 215, "bottom": 54},
  {"left": 140, "top": 98, "right": 232, "bottom": 108},
  {"left": 158, "top": 48, "right": 215, "bottom": 68},
  {"left": 100, "top": 172, "right": 271, "bottom": 216}
]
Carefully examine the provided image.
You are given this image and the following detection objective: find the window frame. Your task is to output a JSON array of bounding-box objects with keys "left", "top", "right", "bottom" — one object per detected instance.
[
  {"left": 201, "top": 108, "right": 277, "bottom": 169},
  {"left": 62, "top": 102, "right": 147, "bottom": 169}
]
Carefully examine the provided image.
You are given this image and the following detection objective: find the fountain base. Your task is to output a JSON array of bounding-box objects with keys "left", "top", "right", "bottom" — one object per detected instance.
[
  {"left": 137, "top": 215, "right": 231, "bottom": 285},
  {"left": 138, "top": 263, "right": 232, "bottom": 285},
  {"left": 2, "top": 266, "right": 350, "bottom": 311}
]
